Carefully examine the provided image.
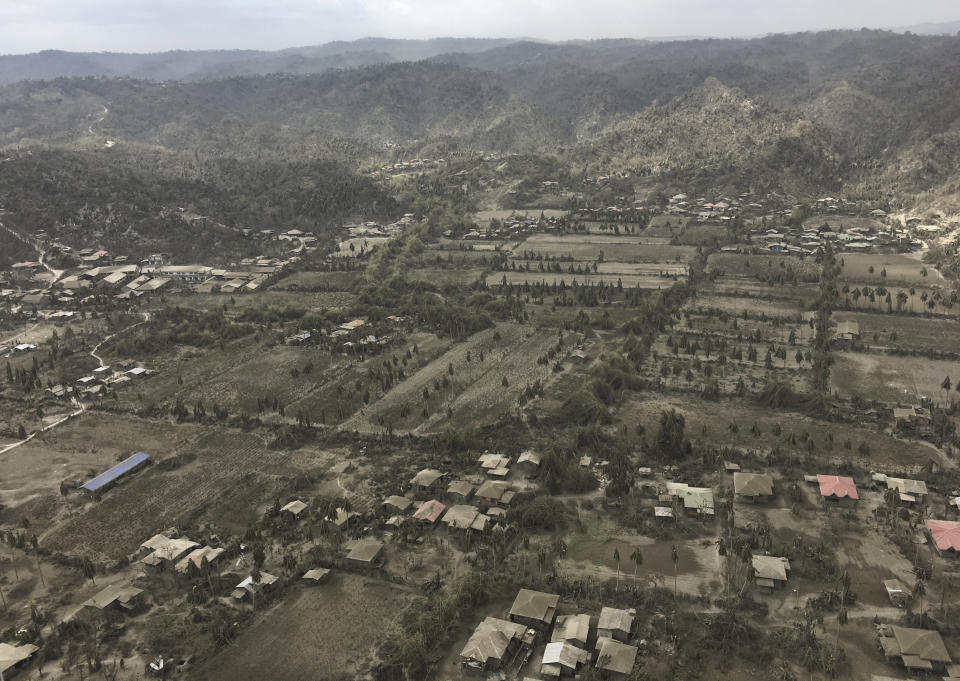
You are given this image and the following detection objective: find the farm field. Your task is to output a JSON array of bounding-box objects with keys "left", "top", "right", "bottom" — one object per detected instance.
[
  {"left": 408, "top": 267, "right": 486, "bottom": 287},
  {"left": 689, "top": 294, "right": 808, "bottom": 318},
  {"left": 620, "top": 395, "right": 939, "bottom": 470},
  {"left": 271, "top": 270, "right": 361, "bottom": 291},
  {"left": 196, "top": 574, "right": 418, "bottom": 681},
  {"left": 339, "top": 322, "right": 559, "bottom": 434},
  {"left": 833, "top": 311, "right": 960, "bottom": 355},
  {"left": 831, "top": 351, "right": 960, "bottom": 404},
  {"left": 166, "top": 290, "right": 358, "bottom": 312},
  {"left": 838, "top": 251, "right": 946, "bottom": 286},
  {"left": 488, "top": 271, "right": 685, "bottom": 288},
  {"left": 518, "top": 234, "right": 697, "bottom": 262},
  {"left": 39, "top": 420, "right": 327, "bottom": 560},
  {"left": 706, "top": 252, "right": 821, "bottom": 281},
  {"left": 836, "top": 284, "right": 957, "bottom": 316}
]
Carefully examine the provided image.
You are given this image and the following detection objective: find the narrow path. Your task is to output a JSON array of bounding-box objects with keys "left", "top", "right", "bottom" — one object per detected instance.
[{"left": 88, "top": 105, "right": 109, "bottom": 136}]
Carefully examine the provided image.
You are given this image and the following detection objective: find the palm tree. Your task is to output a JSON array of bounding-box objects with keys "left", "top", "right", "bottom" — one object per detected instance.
[
  {"left": 613, "top": 548, "right": 621, "bottom": 591},
  {"left": 913, "top": 574, "right": 927, "bottom": 626},
  {"left": 671, "top": 545, "right": 679, "bottom": 596},
  {"left": 631, "top": 547, "right": 643, "bottom": 583}
]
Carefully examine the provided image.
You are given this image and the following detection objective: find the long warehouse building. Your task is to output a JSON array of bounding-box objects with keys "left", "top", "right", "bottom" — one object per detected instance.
[{"left": 81, "top": 452, "right": 151, "bottom": 494}]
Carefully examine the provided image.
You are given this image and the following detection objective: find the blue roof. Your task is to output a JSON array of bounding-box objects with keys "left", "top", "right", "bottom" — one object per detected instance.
[{"left": 82, "top": 452, "right": 150, "bottom": 492}]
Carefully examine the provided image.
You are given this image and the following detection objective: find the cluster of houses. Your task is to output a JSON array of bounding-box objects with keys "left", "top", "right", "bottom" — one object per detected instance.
[
  {"left": 45, "top": 362, "right": 152, "bottom": 402},
  {"left": 458, "top": 214, "right": 564, "bottom": 241},
  {"left": 460, "top": 589, "right": 639, "bottom": 679}
]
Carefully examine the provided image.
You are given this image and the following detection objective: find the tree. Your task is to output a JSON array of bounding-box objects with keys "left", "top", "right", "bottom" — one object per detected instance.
[
  {"left": 671, "top": 545, "right": 679, "bottom": 596},
  {"left": 913, "top": 574, "right": 926, "bottom": 626},
  {"left": 613, "top": 548, "right": 621, "bottom": 590},
  {"left": 654, "top": 409, "right": 686, "bottom": 462},
  {"left": 631, "top": 547, "right": 643, "bottom": 582}
]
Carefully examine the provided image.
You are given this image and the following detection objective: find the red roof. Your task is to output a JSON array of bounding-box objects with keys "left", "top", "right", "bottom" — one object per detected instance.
[
  {"left": 413, "top": 499, "right": 446, "bottom": 523},
  {"left": 927, "top": 520, "right": 960, "bottom": 552},
  {"left": 817, "top": 475, "right": 858, "bottom": 499}
]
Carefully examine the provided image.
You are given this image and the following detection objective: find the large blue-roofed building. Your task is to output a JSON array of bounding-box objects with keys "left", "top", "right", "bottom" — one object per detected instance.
[{"left": 81, "top": 452, "right": 151, "bottom": 494}]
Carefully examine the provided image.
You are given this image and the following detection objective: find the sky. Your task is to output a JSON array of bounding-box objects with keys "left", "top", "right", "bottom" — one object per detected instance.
[{"left": 0, "top": 0, "right": 958, "bottom": 54}]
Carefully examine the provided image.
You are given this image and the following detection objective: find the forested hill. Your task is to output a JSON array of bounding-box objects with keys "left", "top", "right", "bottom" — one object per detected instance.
[
  {"left": 0, "top": 38, "right": 522, "bottom": 85},
  {"left": 3, "top": 30, "right": 960, "bottom": 206}
]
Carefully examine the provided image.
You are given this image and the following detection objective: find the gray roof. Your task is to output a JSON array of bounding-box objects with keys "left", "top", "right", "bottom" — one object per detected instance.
[
  {"left": 460, "top": 617, "right": 526, "bottom": 665},
  {"left": 596, "top": 637, "right": 638, "bottom": 675},
  {"left": 510, "top": 588, "right": 559, "bottom": 624},
  {"left": 597, "top": 606, "right": 633, "bottom": 634},
  {"left": 734, "top": 472, "right": 774, "bottom": 497}
]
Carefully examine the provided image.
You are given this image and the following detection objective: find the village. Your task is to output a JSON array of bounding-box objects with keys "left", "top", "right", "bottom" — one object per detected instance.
[{"left": 1, "top": 164, "right": 960, "bottom": 681}]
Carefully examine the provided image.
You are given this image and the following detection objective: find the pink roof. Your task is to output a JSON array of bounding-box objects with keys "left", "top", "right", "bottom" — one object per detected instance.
[
  {"left": 817, "top": 475, "right": 858, "bottom": 499},
  {"left": 413, "top": 499, "right": 446, "bottom": 523},
  {"left": 927, "top": 520, "right": 960, "bottom": 552},
  {"left": 92, "top": 250, "right": 109, "bottom": 257}
]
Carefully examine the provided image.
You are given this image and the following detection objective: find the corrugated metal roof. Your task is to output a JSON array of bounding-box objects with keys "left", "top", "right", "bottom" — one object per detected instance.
[{"left": 82, "top": 452, "right": 150, "bottom": 492}]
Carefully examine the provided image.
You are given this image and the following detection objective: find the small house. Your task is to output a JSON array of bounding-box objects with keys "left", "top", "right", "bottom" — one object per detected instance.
[
  {"left": 597, "top": 607, "right": 634, "bottom": 642},
  {"left": 926, "top": 520, "right": 960, "bottom": 557},
  {"left": 413, "top": 499, "right": 446, "bottom": 525},
  {"left": 595, "top": 637, "right": 639, "bottom": 680},
  {"left": 0, "top": 642, "right": 39, "bottom": 678},
  {"left": 509, "top": 588, "right": 559, "bottom": 631},
  {"left": 383, "top": 495, "right": 413, "bottom": 513},
  {"left": 174, "top": 546, "right": 225, "bottom": 575},
  {"left": 883, "top": 579, "right": 909, "bottom": 607},
  {"left": 752, "top": 555, "right": 790, "bottom": 589},
  {"left": 440, "top": 504, "right": 482, "bottom": 531},
  {"left": 410, "top": 469, "right": 444, "bottom": 494},
  {"left": 346, "top": 540, "right": 384, "bottom": 568},
  {"left": 541, "top": 641, "right": 589, "bottom": 678},
  {"left": 734, "top": 472, "right": 774, "bottom": 504},
  {"left": 817, "top": 475, "right": 859, "bottom": 506},
  {"left": 476, "top": 480, "right": 515, "bottom": 507},
  {"left": 82, "top": 584, "right": 145, "bottom": 614},
  {"left": 280, "top": 499, "right": 308, "bottom": 520},
  {"left": 551, "top": 613, "right": 591, "bottom": 648},
  {"left": 878, "top": 625, "right": 952, "bottom": 672},
  {"left": 232, "top": 572, "right": 278, "bottom": 600},
  {"left": 303, "top": 568, "right": 331, "bottom": 584},
  {"left": 460, "top": 617, "right": 530, "bottom": 673},
  {"left": 447, "top": 480, "right": 476, "bottom": 503}
]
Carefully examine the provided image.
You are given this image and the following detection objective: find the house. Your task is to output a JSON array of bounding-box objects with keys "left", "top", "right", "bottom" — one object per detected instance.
[
  {"left": 478, "top": 453, "right": 511, "bottom": 470},
  {"left": 383, "top": 495, "right": 413, "bottom": 513},
  {"left": 413, "top": 499, "right": 446, "bottom": 524},
  {"left": 488, "top": 466, "right": 511, "bottom": 479},
  {"left": 447, "top": 480, "right": 476, "bottom": 502},
  {"left": 303, "top": 568, "right": 331, "bottom": 584},
  {"left": 595, "top": 637, "right": 639, "bottom": 680},
  {"left": 174, "top": 546, "right": 225, "bottom": 574},
  {"left": 338, "top": 319, "right": 366, "bottom": 332},
  {"left": 441, "top": 505, "right": 482, "bottom": 531},
  {"left": 817, "top": 475, "right": 859, "bottom": 505},
  {"left": 327, "top": 508, "right": 358, "bottom": 532},
  {"left": 139, "top": 534, "right": 200, "bottom": 568},
  {"left": 595, "top": 607, "right": 633, "bottom": 643},
  {"left": 830, "top": 321, "right": 860, "bottom": 348},
  {"left": 883, "top": 579, "right": 909, "bottom": 607},
  {"left": 410, "top": 469, "right": 444, "bottom": 493},
  {"left": 232, "top": 572, "right": 278, "bottom": 600},
  {"left": 509, "top": 588, "right": 559, "bottom": 631},
  {"left": 734, "top": 472, "right": 774, "bottom": 503},
  {"left": 0, "top": 642, "right": 39, "bottom": 678},
  {"left": 926, "top": 520, "right": 960, "bottom": 557},
  {"left": 346, "top": 539, "right": 384, "bottom": 568},
  {"left": 82, "top": 584, "right": 144, "bottom": 613},
  {"left": 665, "top": 482, "right": 715, "bottom": 515},
  {"left": 551, "top": 613, "right": 591, "bottom": 648},
  {"left": 882, "top": 477, "right": 929, "bottom": 504},
  {"left": 878, "top": 625, "right": 952, "bottom": 672},
  {"left": 752, "top": 555, "right": 790, "bottom": 589},
  {"left": 459, "top": 617, "right": 530, "bottom": 673},
  {"left": 81, "top": 452, "right": 151, "bottom": 494},
  {"left": 541, "top": 641, "right": 589, "bottom": 677},
  {"left": 723, "top": 461, "right": 741, "bottom": 473},
  {"left": 476, "top": 480, "right": 515, "bottom": 507},
  {"left": 280, "top": 499, "right": 308, "bottom": 520}
]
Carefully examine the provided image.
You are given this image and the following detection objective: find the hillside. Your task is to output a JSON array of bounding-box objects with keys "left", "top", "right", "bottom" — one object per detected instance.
[{"left": 1, "top": 30, "right": 960, "bottom": 204}]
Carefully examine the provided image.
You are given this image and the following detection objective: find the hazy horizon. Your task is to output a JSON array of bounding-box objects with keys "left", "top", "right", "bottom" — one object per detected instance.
[{"left": 0, "top": 0, "right": 958, "bottom": 55}]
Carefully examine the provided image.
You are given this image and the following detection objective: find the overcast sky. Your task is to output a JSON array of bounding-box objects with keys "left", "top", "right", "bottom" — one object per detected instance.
[{"left": 1, "top": 0, "right": 958, "bottom": 54}]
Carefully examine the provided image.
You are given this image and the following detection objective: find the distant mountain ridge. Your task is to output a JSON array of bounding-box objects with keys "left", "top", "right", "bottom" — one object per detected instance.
[{"left": 0, "top": 38, "right": 526, "bottom": 85}]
